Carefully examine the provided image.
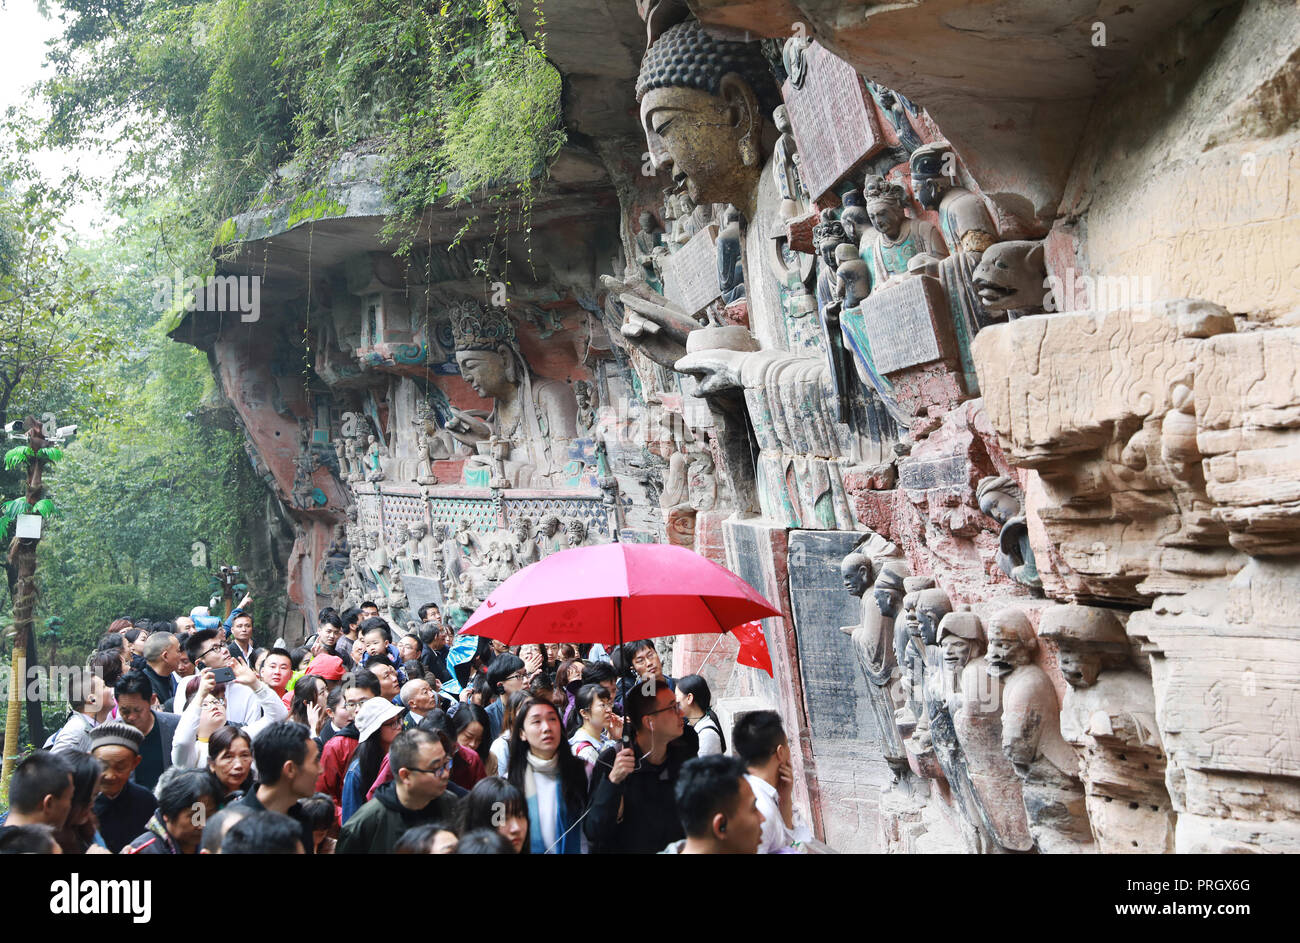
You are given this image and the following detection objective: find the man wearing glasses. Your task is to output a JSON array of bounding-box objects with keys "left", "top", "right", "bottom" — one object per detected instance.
[
  {"left": 484, "top": 653, "right": 528, "bottom": 740},
  {"left": 336, "top": 728, "right": 462, "bottom": 853},
  {"left": 177, "top": 628, "right": 289, "bottom": 727},
  {"left": 585, "top": 679, "right": 697, "bottom": 854}
]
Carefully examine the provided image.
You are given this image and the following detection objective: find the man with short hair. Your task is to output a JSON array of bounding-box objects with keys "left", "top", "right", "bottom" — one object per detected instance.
[
  {"left": 123, "top": 768, "right": 221, "bottom": 854},
  {"left": 734, "top": 709, "right": 813, "bottom": 854},
  {"left": 89, "top": 722, "right": 157, "bottom": 853},
  {"left": 227, "top": 609, "right": 256, "bottom": 663},
  {"left": 359, "top": 600, "right": 380, "bottom": 620},
  {"left": 221, "top": 810, "right": 305, "bottom": 854},
  {"left": 338, "top": 606, "right": 363, "bottom": 659},
  {"left": 176, "top": 628, "right": 289, "bottom": 726},
  {"left": 48, "top": 669, "right": 107, "bottom": 754},
  {"left": 336, "top": 728, "right": 461, "bottom": 854},
  {"left": 0, "top": 823, "right": 61, "bottom": 854},
  {"left": 0, "top": 751, "right": 73, "bottom": 833},
  {"left": 662, "top": 754, "right": 764, "bottom": 854},
  {"left": 585, "top": 679, "right": 696, "bottom": 854},
  {"left": 174, "top": 615, "right": 195, "bottom": 634},
  {"left": 141, "top": 632, "right": 181, "bottom": 708},
  {"left": 237, "top": 721, "right": 321, "bottom": 854},
  {"left": 260, "top": 647, "right": 294, "bottom": 701},
  {"left": 198, "top": 806, "right": 249, "bottom": 854},
  {"left": 113, "top": 671, "right": 180, "bottom": 790},
  {"left": 401, "top": 678, "right": 438, "bottom": 727},
  {"left": 580, "top": 661, "right": 618, "bottom": 701},
  {"left": 315, "top": 614, "right": 355, "bottom": 671},
  {"left": 484, "top": 653, "right": 527, "bottom": 740}
]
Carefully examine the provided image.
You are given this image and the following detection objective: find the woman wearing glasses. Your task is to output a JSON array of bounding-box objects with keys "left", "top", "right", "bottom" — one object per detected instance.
[{"left": 171, "top": 662, "right": 289, "bottom": 770}]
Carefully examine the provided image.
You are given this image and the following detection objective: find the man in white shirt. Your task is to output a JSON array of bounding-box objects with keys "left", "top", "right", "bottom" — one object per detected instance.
[
  {"left": 48, "top": 669, "right": 109, "bottom": 754},
  {"left": 178, "top": 629, "right": 288, "bottom": 727},
  {"left": 734, "top": 710, "right": 814, "bottom": 854}
]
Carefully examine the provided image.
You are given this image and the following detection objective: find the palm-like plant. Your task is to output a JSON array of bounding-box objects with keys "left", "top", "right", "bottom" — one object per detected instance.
[{"left": 1, "top": 418, "right": 65, "bottom": 793}]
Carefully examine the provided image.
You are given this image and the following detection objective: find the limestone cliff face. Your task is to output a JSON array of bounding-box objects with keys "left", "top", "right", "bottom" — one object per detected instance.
[{"left": 175, "top": 0, "right": 1300, "bottom": 853}]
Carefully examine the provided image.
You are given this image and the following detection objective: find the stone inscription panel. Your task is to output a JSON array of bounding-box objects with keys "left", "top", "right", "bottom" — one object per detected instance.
[
  {"left": 858, "top": 275, "right": 944, "bottom": 374},
  {"left": 663, "top": 224, "right": 721, "bottom": 317},
  {"left": 783, "top": 42, "right": 884, "bottom": 200},
  {"left": 786, "top": 529, "right": 881, "bottom": 743}
]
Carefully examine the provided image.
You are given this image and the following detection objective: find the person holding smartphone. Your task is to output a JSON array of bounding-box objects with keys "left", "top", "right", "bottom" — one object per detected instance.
[{"left": 177, "top": 629, "right": 289, "bottom": 728}]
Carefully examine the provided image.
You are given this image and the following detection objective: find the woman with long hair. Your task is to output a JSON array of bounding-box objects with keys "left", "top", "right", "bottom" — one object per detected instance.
[
  {"left": 290, "top": 675, "right": 329, "bottom": 739},
  {"left": 488, "top": 689, "right": 529, "bottom": 774},
  {"left": 675, "top": 674, "right": 726, "bottom": 755},
  {"left": 505, "top": 697, "right": 588, "bottom": 854},
  {"left": 464, "top": 776, "right": 529, "bottom": 853},
  {"left": 207, "top": 725, "right": 254, "bottom": 803},
  {"left": 567, "top": 683, "right": 622, "bottom": 776},
  {"left": 453, "top": 703, "right": 494, "bottom": 776},
  {"left": 54, "top": 751, "right": 107, "bottom": 854}
]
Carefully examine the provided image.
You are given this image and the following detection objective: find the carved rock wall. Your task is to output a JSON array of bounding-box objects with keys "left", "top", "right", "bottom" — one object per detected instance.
[{"left": 181, "top": 0, "right": 1300, "bottom": 854}]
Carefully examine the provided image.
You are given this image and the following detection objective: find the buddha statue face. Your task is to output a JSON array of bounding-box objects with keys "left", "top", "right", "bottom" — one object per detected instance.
[
  {"left": 914, "top": 173, "right": 948, "bottom": 212},
  {"left": 642, "top": 84, "right": 759, "bottom": 207},
  {"left": 874, "top": 585, "right": 903, "bottom": 620},
  {"left": 840, "top": 554, "right": 871, "bottom": 598},
  {"left": 409, "top": 523, "right": 426, "bottom": 541},
  {"left": 456, "top": 345, "right": 517, "bottom": 401},
  {"left": 637, "top": 21, "right": 774, "bottom": 208},
  {"left": 977, "top": 483, "right": 1021, "bottom": 526}
]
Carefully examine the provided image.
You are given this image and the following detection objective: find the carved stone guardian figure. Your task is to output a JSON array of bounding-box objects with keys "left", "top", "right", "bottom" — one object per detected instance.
[
  {"left": 989, "top": 608, "right": 1095, "bottom": 853},
  {"left": 952, "top": 607, "right": 1035, "bottom": 851},
  {"left": 839, "top": 540, "right": 910, "bottom": 773},
  {"left": 1038, "top": 605, "right": 1174, "bottom": 853}
]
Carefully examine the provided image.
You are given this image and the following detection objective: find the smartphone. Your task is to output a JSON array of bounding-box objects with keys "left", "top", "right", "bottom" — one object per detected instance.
[{"left": 211, "top": 666, "right": 236, "bottom": 684}]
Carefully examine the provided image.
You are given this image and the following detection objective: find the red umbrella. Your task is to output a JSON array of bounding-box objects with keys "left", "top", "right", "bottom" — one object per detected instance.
[{"left": 459, "top": 542, "right": 780, "bottom": 649}]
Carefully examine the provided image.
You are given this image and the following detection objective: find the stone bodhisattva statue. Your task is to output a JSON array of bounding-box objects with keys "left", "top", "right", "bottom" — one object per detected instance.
[
  {"left": 910, "top": 141, "right": 999, "bottom": 390},
  {"left": 443, "top": 302, "right": 579, "bottom": 488},
  {"left": 858, "top": 175, "right": 947, "bottom": 292}
]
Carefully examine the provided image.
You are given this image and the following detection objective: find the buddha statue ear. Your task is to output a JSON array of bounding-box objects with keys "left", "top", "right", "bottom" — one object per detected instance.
[
  {"left": 498, "top": 344, "right": 520, "bottom": 383},
  {"left": 719, "top": 73, "right": 761, "bottom": 167}
]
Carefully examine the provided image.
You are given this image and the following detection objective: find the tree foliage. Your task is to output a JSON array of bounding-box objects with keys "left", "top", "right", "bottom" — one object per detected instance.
[{"left": 40, "top": 0, "right": 566, "bottom": 255}]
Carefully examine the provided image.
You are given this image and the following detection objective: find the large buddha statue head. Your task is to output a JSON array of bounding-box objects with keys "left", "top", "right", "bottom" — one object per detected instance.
[
  {"left": 451, "top": 302, "right": 523, "bottom": 403},
  {"left": 637, "top": 20, "right": 780, "bottom": 208}
]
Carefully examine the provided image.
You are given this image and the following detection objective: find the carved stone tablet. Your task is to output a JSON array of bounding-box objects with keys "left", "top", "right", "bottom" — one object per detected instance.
[
  {"left": 663, "top": 224, "right": 721, "bottom": 317},
  {"left": 856, "top": 275, "right": 948, "bottom": 375},
  {"left": 782, "top": 42, "right": 884, "bottom": 201}
]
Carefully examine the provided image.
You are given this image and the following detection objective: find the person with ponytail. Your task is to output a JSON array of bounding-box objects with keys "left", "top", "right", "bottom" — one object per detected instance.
[{"left": 676, "top": 674, "right": 726, "bottom": 756}]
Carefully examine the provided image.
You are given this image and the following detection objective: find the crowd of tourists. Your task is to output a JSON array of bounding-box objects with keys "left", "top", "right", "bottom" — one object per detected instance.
[{"left": 0, "top": 598, "right": 812, "bottom": 854}]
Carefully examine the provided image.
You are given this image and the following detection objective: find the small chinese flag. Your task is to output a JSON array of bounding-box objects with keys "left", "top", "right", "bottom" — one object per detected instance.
[{"left": 731, "top": 621, "right": 774, "bottom": 678}]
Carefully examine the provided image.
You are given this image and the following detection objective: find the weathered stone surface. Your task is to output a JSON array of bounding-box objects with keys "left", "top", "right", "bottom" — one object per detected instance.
[
  {"left": 788, "top": 529, "right": 892, "bottom": 852},
  {"left": 973, "top": 300, "right": 1240, "bottom": 603}
]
